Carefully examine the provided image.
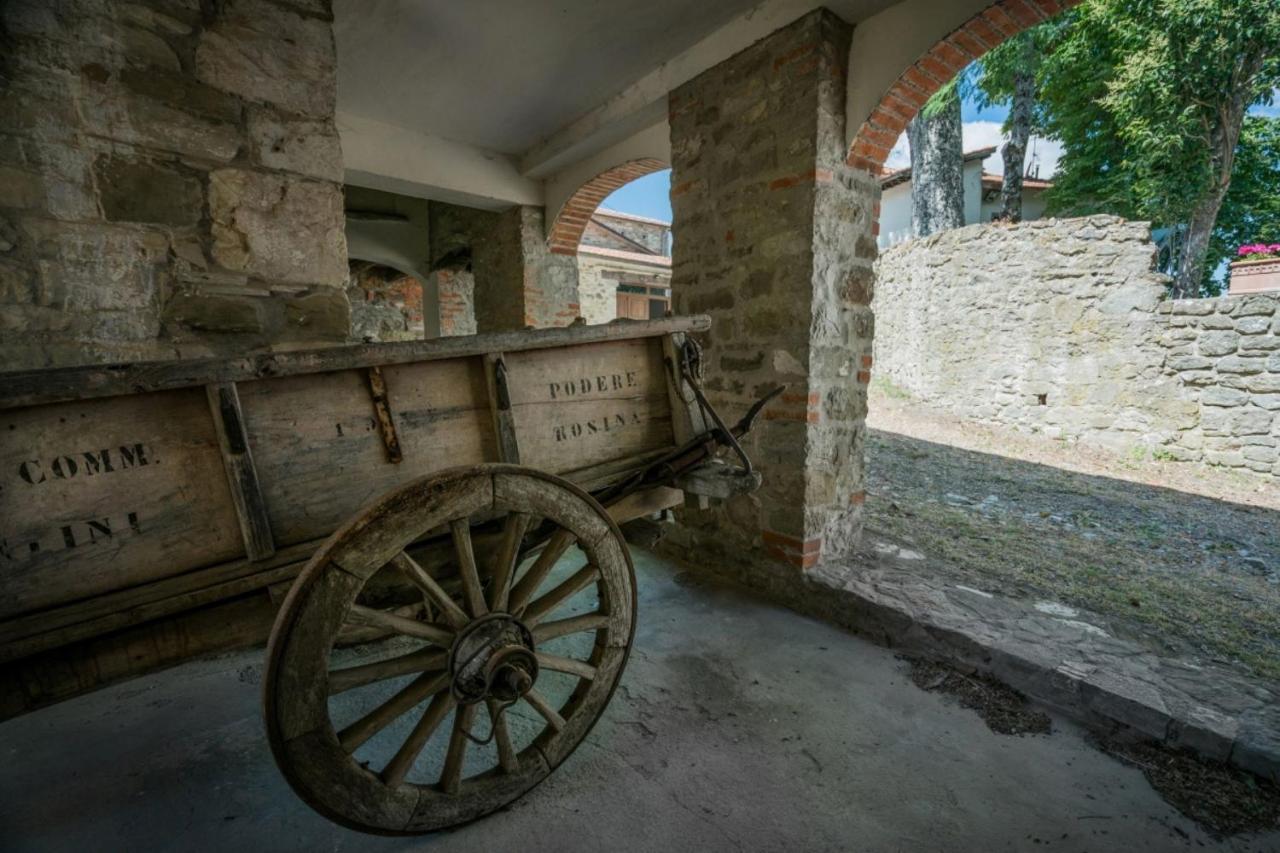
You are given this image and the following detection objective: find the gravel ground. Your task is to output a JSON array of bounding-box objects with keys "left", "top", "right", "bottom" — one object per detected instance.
[{"left": 865, "top": 388, "right": 1280, "bottom": 683}]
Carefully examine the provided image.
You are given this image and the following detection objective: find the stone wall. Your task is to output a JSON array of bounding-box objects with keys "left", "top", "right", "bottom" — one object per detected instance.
[
  {"left": 1, "top": 0, "right": 350, "bottom": 369},
  {"left": 436, "top": 269, "right": 476, "bottom": 336},
  {"left": 347, "top": 261, "right": 423, "bottom": 342},
  {"left": 429, "top": 202, "right": 579, "bottom": 332},
  {"left": 872, "top": 215, "right": 1280, "bottom": 480},
  {"left": 665, "top": 9, "right": 879, "bottom": 574}
]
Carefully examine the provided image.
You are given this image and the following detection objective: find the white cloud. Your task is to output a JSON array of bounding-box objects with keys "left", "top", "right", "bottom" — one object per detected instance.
[{"left": 886, "top": 121, "right": 1064, "bottom": 179}]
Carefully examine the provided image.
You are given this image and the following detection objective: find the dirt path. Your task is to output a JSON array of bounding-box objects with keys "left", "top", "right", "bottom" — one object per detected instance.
[{"left": 865, "top": 389, "right": 1280, "bottom": 682}]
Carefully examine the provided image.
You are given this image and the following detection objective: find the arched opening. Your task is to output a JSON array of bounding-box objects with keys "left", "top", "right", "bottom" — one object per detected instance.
[
  {"left": 548, "top": 161, "right": 674, "bottom": 325},
  {"left": 848, "top": 0, "right": 1280, "bottom": 692}
]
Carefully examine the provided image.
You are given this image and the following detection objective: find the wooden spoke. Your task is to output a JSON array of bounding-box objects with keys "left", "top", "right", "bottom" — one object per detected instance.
[
  {"left": 347, "top": 604, "right": 455, "bottom": 646},
  {"left": 487, "top": 699, "right": 519, "bottom": 774},
  {"left": 328, "top": 647, "right": 448, "bottom": 695},
  {"left": 381, "top": 690, "right": 456, "bottom": 787},
  {"left": 508, "top": 528, "right": 577, "bottom": 614},
  {"left": 522, "top": 688, "right": 566, "bottom": 732},
  {"left": 520, "top": 564, "right": 600, "bottom": 626},
  {"left": 389, "top": 551, "right": 469, "bottom": 628},
  {"left": 440, "top": 703, "right": 478, "bottom": 795},
  {"left": 531, "top": 612, "right": 609, "bottom": 644},
  {"left": 536, "top": 652, "right": 596, "bottom": 681},
  {"left": 337, "top": 671, "right": 450, "bottom": 753},
  {"left": 265, "top": 466, "right": 639, "bottom": 833},
  {"left": 489, "top": 512, "right": 533, "bottom": 612},
  {"left": 451, "top": 518, "right": 487, "bottom": 618}
]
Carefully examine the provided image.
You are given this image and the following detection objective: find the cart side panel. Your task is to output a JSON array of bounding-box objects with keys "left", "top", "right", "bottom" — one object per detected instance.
[
  {"left": 0, "top": 389, "right": 244, "bottom": 619},
  {"left": 237, "top": 357, "right": 493, "bottom": 546},
  {"left": 503, "top": 337, "right": 674, "bottom": 476}
]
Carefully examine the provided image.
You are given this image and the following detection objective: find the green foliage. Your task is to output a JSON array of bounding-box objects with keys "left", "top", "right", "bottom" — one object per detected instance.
[
  {"left": 1032, "top": 0, "right": 1280, "bottom": 293},
  {"left": 1211, "top": 115, "right": 1280, "bottom": 277}
]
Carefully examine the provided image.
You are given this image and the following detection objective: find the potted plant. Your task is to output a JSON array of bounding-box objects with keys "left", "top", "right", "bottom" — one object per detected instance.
[{"left": 1228, "top": 243, "right": 1280, "bottom": 295}]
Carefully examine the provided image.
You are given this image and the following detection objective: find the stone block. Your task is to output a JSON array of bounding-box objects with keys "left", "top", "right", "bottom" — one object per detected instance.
[
  {"left": 1244, "top": 374, "right": 1280, "bottom": 394},
  {"left": 96, "top": 154, "right": 203, "bottom": 226},
  {"left": 1197, "top": 330, "right": 1239, "bottom": 356},
  {"left": 208, "top": 168, "right": 346, "bottom": 286},
  {"left": 246, "top": 106, "right": 343, "bottom": 182},
  {"left": 1239, "top": 336, "right": 1280, "bottom": 353},
  {"left": 1215, "top": 355, "right": 1264, "bottom": 374},
  {"left": 196, "top": 0, "right": 336, "bottom": 118},
  {"left": 1233, "top": 296, "right": 1278, "bottom": 317},
  {"left": 1252, "top": 394, "right": 1280, "bottom": 411},
  {"left": 1169, "top": 299, "right": 1215, "bottom": 315},
  {"left": 1204, "top": 449, "right": 1245, "bottom": 467},
  {"left": 1199, "top": 386, "right": 1247, "bottom": 407},
  {"left": 80, "top": 77, "right": 241, "bottom": 163},
  {"left": 1232, "top": 408, "right": 1275, "bottom": 436},
  {"left": 23, "top": 219, "right": 168, "bottom": 312},
  {"left": 1164, "top": 354, "right": 1211, "bottom": 371},
  {"left": 284, "top": 288, "right": 351, "bottom": 339},
  {"left": 1235, "top": 315, "right": 1271, "bottom": 335},
  {"left": 1199, "top": 314, "right": 1234, "bottom": 330},
  {"left": 165, "top": 289, "right": 267, "bottom": 333}
]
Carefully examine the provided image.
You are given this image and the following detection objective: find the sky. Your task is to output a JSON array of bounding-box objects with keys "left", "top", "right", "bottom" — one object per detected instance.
[{"left": 599, "top": 90, "right": 1280, "bottom": 224}]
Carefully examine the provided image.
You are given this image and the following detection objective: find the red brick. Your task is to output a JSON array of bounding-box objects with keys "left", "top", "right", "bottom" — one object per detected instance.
[
  {"left": 963, "top": 16, "right": 1002, "bottom": 50},
  {"left": 849, "top": 490, "right": 867, "bottom": 506},
  {"left": 856, "top": 370, "right": 871, "bottom": 384},
  {"left": 929, "top": 41, "right": 969, "bottom": 74},
  {"left": 948, "top": 30, "right": 987, "bottom": 61},
  {"left": 982, "top": 5, "right": 1021, "bottom": 38},
  {"left": 860, "top": 354, "right": 873, "bottom": 368},
  {"left": 1029, "top": 0, "right": 1064, "bottom": 15},
  {"left": 890, "top": 80, "right": 930, "bottom": 110},
  {"left": 902, "top": 66, "right": 942, "bottom": 96},
  {"left": 916, "top": 54, "right": 954, "bottom": 84},
  {"left": 1003, "top": 0, "right": 1047, "bottom": 27}
]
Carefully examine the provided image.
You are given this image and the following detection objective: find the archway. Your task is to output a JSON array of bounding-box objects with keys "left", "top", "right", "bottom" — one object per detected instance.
[
  {"left": 847, "top": 0, "right": 1084, "bottom": 179},
  {"left": 547, "top": 158, "right": 669, "bottom": 255}
]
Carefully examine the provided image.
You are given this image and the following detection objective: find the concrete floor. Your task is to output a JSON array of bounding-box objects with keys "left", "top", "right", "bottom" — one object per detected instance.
[{"left": 2, "top": 551, "right": 1276, "bottom": 853}]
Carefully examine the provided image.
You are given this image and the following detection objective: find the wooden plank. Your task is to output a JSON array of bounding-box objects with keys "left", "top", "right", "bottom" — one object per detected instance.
[
  {"left": 501, "top": 337, "right": 674, "bottom": 477},
  {"left": 206, "top": 382, "right": 276, "bottom": 561},
  {"left": 365, "top": 366, "right": 403, "bottom": 464},
  {"left": 605, "top": 486, "right": 683, "bottom": 525},
  {"left": 0, "top": 316, "right": 712, "bottom": 410},
  {"left": 0, "top": 538, "right": 321, "bottom": 650},
  {"left": 485, "top": 353, "right": 521, "bottom": 463},
  {"left": 0, "top": 558, "right": 306, "bottom": 664},
  {"left": 0, "top": 585, "right": 280, "bottom": 721},
  {"left": 0, "top": 388, "right": 245, "bottom": 620},
  {"left": 236, "top": 359, "right": 492, "bottom": 547}
]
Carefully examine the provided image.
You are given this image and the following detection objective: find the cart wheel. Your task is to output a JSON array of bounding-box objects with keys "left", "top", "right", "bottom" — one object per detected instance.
[{"left": 264, "top": 464, "right": 636, "bottom": 834}]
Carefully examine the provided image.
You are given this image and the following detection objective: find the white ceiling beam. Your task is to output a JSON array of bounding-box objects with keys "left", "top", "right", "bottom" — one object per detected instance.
[
  {"left": 339, "top": 112, "right": 543, "bottom": 211},
  {"left": 519, "top": 0, "right": 827, "bottom": 180}
]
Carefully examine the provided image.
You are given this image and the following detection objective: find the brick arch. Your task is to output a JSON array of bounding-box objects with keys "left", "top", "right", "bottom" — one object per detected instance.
[
  {"left": 847, "top": 0, "right": 1083, "bottom": 173},
  {"left": 547, "top": 158, "right": 669, "bottom": 255}
]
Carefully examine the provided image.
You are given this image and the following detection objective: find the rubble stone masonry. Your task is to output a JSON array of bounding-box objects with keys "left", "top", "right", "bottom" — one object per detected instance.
[
  {"left": 0, "top": 0, "right": 350, "bottom": 369},
  {"left": 873, "top": 216, "right": 1280, "bottom": 481},
  {"left": 665, "top": 9, "right": 879, "bottom": 574}
]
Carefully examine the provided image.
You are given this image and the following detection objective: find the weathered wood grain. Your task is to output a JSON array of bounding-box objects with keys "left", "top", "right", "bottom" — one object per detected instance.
[
  {"left": 206, "top": 382, "right": 276, "bottom": 561},
  {"left": 0, "top": 316, "right": 712, "bottom": 410},
  {"left": 0, "top": 388, "right": 245, "bottom": 619}
]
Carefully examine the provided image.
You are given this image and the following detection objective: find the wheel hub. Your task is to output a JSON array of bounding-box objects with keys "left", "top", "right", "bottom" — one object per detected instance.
[{"left": 449, "top": 613, "right": 538, "bottom": 704}]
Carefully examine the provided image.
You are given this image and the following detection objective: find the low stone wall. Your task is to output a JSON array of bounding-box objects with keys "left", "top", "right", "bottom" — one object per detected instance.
[
  {"left": 1, "top": 0, "right": 351, "bottom": 369},
  {"left": 872, "top": 216, "right": 1280, "bottom": 479}
]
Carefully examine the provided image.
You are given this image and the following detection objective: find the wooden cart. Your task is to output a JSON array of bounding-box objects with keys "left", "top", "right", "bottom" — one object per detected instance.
[{"left": 0, "top": 316, "right": 772, "bottom": 834}]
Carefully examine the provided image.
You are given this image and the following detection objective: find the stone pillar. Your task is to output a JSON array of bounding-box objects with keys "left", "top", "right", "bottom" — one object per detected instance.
[
  {"left": 0, "top": 0, "right": 350, "bottom": 369},
  {"left": 429, "top": 203, "right": 579, "bottom": 333},
  {"left": 665, "top": 9, "right": 878, "bottom": 575}
]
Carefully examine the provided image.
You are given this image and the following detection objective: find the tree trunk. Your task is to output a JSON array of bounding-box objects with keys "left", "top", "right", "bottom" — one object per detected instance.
[
  {"left": 907, "top": 88, "right": 965, "bottom": 238},
  {"left": 1171, "top": 84, "right": 1252, "bottom": 297},
  {"left": 1000, "top": 69, "right": 1035, "bottom": 222}
]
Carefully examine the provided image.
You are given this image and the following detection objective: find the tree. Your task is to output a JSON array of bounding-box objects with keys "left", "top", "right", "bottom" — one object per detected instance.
[
  {"left": 908, "top": 81, "right": 965, "bottom": 237},
  {"left": 1208, "top": 115, "right": 1280, "bottom": 283},
  {"left": 1039, "top": 0, "right": 1280, "bottom": 296},
  {"left": 972, "top": 26, "right": 1063, "bottom": 221}
]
